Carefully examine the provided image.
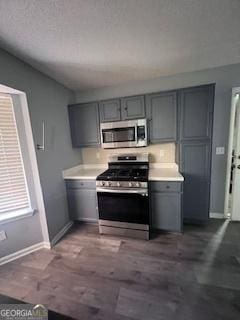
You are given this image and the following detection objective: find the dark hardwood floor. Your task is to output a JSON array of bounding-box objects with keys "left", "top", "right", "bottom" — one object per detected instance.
[{"left": 0, "top": 219, "right": 240, "bottom": 319}]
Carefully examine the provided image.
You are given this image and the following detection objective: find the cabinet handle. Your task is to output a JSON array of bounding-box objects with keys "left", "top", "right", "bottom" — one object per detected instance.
[{"left": 37, "top": 121, "right": 45, "bottom": 151}]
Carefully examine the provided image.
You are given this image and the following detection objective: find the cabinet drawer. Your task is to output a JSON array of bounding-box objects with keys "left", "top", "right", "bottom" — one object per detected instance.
[
  {"left": 65, "top": 180, "right": 96, "bottom": 190},
  {"left": 151, "top": 181, "right": 182, "bottom": 193}
]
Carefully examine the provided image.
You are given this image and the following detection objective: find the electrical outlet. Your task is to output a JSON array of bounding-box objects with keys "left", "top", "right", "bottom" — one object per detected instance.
[
  {"left": 0, "top": 230, "right": 7, "bottom": 241},
  {"left": 159, "top": 149, "right": 165, "bottom": 158},
  {"left": 216, "top": 147, "right": 225, "bottom": 155}
]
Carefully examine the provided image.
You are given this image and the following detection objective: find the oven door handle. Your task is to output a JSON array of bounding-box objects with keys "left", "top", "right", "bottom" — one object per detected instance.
[{"left": 97, "top": 188, "right": 148, "bottom": 196}]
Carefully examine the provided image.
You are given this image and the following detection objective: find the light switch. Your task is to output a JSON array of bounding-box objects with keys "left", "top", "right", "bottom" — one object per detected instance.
[
  {"left": 0, "top": 230, "right": 7, "bottom": 241},
  {"left": 96, "top": 152, "right": 100, "bottom": 159},
  {"left": 216, "top": 147, "right": 225, "bottom": 155}
]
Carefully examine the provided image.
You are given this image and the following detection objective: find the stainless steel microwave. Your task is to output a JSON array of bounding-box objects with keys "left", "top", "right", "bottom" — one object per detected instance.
[{"left": 100, "top": 119, "right": 147, "bottom": 149}]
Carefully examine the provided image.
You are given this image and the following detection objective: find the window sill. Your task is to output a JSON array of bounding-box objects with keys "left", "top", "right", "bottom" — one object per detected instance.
[{"left": 0, "top": 208, "right": 36, "bottom": 225}]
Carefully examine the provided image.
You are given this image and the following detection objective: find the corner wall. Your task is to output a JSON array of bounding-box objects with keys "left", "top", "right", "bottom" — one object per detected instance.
[
  {"left": 0, "top": 47, "right": 81, "bottom": 257},
  {"left": 75, "top": 63, "right": 240, "bottom": 214}
]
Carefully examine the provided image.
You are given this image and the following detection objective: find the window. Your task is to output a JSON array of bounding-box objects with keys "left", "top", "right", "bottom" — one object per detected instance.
[{"left": 0, "top": 93, "right": 31, "bottom": 220}]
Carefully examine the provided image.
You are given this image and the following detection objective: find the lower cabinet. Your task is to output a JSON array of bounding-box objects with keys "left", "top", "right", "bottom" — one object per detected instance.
[
  {"left": 65, "top": 179, "right": 183, "bottom": 231},
  {"left": 65, "top": 180, "right": 98, "bottom": 222},
  {"left": 150, "top": 181, "right": 183, "bottom": 232},
  {"left": 179, "top": 141, "right": 211, "bottom": 223}
]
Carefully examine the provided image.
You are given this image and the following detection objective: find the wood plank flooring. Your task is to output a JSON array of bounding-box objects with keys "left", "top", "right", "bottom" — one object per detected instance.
[{"left": 0, "top": 220, "right": 240, "bottom": 319}]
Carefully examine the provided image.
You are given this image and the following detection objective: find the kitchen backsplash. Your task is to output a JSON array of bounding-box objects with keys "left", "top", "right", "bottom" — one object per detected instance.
[{"left": 81, "top": 143, "right": 176, "bottom": 164}]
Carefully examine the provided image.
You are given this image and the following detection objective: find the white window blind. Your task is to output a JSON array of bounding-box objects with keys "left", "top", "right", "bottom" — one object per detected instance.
[{"left": 0, "top": 94, "right": 30, "bottom": 215}]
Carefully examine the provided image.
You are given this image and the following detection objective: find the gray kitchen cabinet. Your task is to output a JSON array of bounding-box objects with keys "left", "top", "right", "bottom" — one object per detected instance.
[
  {"left": 66, "top": 180, "right": 98, "bottom": 222},
  {"left": 68, "top": 102, "right": 100, "bottom": 147},
  {"left": 178, "top": 84, "right": 214, "bottom": 224},
  {"left": 179, "top": 141, "right": 211, "bottom": 223},
  {"left": 182, "top": 178, "right": 210, "bottom": 223},
  {"left": 180, "top": 141, "right": 211, "bottom": 179},
  {"left": 121, "top": 95, "right": 145, "bottom": 120},
  {"left": 146, "top": 91, "right": 177, "bottom": 143},
  {"left": 179, "top": 85, "right": 214, "bottom": 141},
  {"left": 150, "top": 181, "right": 182, "bottom": 232},
  {"left": 99, "top": 99, "right": 121, "bottom": 122}
]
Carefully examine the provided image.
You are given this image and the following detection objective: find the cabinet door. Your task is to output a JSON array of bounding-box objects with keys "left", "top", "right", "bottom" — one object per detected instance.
[
  {"left": 179, "top": 85, "right": 214, "bottom": 141},
  {"left": 121, "top": 95, "right": 145, "bottom": 120},
  {"left": 151, "top": 192, "right": 182, "bottom": 232},
  {"left": 180, "top": 141, "right": 211, "bottom": 223},
  {"left": 99, "top": 99, "right": 121, "bottom": 122},
  {"left": 67, "top": 188, "right": 98, "bottom": 222},
  {"left": 146, "top": 91, "right": 177, "bottom": 142},
  {"left": 68, "top": 102, "right": 100, "bottom": 147}
]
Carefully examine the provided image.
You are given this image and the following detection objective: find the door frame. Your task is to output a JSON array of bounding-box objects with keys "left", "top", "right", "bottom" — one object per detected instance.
[{"left": 224, "top": 87, "right": 240, "bottom": 219}]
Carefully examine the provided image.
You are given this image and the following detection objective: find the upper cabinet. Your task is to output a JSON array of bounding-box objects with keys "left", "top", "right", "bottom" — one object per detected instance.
[
  {"left": 68, "top": 85, "right": 215, "bottom": 152},
  {"left": 179, "top": 86, "right": 214, "bottom": 141},
  {"left": 68, "top": 102, "right": 100, "bottom": 148},
  {"left": 100, "top": 96, "right": 145, "bottom": 122},
  {"left": 121, "top": 95, "right": 145, "bottom": 120},
  {"left": 99, "top": 99, "right": 121, "bottom": 122},
  {"left": 146, "top": 91, "right": 177, "bottom": 143}
]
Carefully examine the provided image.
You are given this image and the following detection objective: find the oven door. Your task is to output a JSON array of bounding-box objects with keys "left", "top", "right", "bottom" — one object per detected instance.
[{"left": 97, "top": 188, "right": 149, "bottom": 225}]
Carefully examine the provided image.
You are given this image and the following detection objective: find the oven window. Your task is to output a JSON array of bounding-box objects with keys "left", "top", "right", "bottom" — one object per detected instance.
[
  {"left": 102, "top": 127, "right": 135, "bottom": 143},
  {"left": 97, "top": 192, "right": 149, "bottom": 224}
]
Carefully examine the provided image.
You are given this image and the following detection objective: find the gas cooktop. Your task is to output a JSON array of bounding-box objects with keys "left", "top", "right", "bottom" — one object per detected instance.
[{"left": 96, "top": 168, "right": 148, "bottom": 182}]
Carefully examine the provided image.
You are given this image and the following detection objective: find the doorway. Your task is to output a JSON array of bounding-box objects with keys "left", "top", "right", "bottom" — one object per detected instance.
[{"left": 225, "top": 87, "right": 240, "bottom": 221}]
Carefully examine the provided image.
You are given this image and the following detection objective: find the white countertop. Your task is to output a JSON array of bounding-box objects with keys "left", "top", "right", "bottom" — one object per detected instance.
[
  {"left": 63, "top": 163, "right": 184, "bottom": 182},
  {"left": 149, "top": 164, "right": 184, "bottom": 181},
  {"left": 63, "top": 164, "right": 107, "bottom": 180}
]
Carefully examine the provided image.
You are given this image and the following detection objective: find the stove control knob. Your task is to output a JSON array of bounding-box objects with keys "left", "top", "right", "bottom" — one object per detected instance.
[
  {"left": 129, "top": 182, "right": 133, "bottom": 187},
  {"left": 117, "top": 182, "right": 121, "bottom": 187},
  {"left": 108, "top": 181, "right": 112, "bottom": 186},
  {"left": 101, "top": 181, "right": 105, "bottom": 187},
  {"left": 136, "top": 182, "right": 141, "bottom": 188}
]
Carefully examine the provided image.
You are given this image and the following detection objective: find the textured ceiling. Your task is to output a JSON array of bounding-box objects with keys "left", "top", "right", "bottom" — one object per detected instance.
[{"left": 0, "top": 0, "right": 240, "bottom": 90}]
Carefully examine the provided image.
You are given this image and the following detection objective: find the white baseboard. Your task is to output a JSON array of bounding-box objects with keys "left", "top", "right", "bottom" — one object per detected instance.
[
  {"left": 0, "top": 242, "right": 49, "bottom": 266},
  {"left": 50, "top": 220, "right": 73, "bottom": 247},
  {"left": 210, "top": 212, "right": 225, "bottom": 219},
  {"left": 76, "top": 218, "right": 98, "bottom": 223},
  {"left": 43, "top": 241, "right": 51, "bottom": 249},
  {"left": 0, "top": 221, "right": 73, "bottom": 266}
]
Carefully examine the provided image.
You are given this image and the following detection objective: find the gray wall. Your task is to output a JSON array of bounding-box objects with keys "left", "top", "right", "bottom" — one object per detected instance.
[
  {"left": 75, "top": 63, "right": 240, "bottom": 214},
  {"left": 0, "top": 48, "right": 81, "bottom": 257}
]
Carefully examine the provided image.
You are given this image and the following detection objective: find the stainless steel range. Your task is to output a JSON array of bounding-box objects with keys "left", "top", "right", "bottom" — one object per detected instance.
[{"left": 96, "top": 153, "right": 149, "bottom": 240}]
